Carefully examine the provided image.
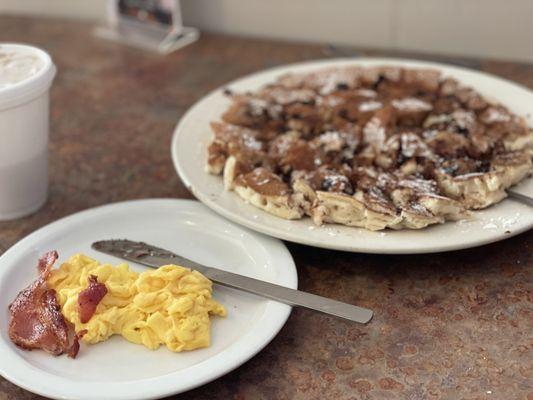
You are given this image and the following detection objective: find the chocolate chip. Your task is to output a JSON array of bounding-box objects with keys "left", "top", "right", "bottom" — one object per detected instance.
[
  {"left": 338, "top": 109, "right": 349, "bottom": 119},
  {"left": 442, "top": 164, "right": 458, "bottom": 176},
  {"left": 396, "top": 152, "right": 407, "bottom": 166},
  {"left": 372, "top": 75, "right": 385, "bottom": 90},
  {"left": 456, "top": 125, "right": 469, "bottom": 135},
  {"left": 476, "top": 159, "right": 491, "bottom": 173},
  {"left": 321, "top": 173, "right": 353, "bottom": 195}
]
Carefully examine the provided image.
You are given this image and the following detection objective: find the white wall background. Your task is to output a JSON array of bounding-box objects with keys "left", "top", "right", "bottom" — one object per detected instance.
[{"left": 1, "top": 0, "right": 532, "bottom": 62}]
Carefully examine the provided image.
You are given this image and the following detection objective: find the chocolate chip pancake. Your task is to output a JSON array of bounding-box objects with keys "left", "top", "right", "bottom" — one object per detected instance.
[{"left": 206, "top": 66, "right": 533, "bottom": 231}]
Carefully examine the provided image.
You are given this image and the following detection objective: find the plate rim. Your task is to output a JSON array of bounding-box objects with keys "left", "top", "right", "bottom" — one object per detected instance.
[
  {"left": 0, "top": 198, "right": 297, "bottom": 400},
  {"left": 171, "top": 57, "right": 533, "bottom": 254}
]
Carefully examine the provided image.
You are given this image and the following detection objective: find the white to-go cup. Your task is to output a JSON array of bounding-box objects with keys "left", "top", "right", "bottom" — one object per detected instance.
[{"left": 0, "top": 44, "right": 56, "bottom": 220}]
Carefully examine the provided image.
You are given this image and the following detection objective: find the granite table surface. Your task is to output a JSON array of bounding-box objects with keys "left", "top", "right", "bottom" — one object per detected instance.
[{"left": 0, "top": 16, "right": 531, "bottom": 400}]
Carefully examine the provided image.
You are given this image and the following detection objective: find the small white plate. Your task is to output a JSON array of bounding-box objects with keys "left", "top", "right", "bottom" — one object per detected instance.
[
  {"left": 172, "top": 58, "right": 533, "bottom": 254},
  {"left": 0, "top": 199, "right": 297, "bottom": 400}
]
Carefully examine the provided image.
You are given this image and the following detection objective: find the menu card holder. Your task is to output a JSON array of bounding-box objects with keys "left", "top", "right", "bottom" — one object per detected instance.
[{"left": 94, "top": 0, "right": 198, "bottom": 54}]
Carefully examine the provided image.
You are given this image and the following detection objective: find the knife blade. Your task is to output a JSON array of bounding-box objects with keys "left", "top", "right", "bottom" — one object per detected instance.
[
  {"left": 91, "top": 239, "right": 373, "bottom": 324},
  {"left": 508, "top": 188, "right": 533, "bottom": 207}
]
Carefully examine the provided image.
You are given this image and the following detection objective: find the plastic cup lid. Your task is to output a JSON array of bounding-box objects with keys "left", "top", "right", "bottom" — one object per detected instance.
[{"left": 0, "top": 43, "right": 56, "bottom": 111}]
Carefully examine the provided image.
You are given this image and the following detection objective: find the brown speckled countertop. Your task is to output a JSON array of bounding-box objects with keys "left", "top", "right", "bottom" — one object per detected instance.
[{"left": 0, "top": 16, "right": 532, "bottom": 400}]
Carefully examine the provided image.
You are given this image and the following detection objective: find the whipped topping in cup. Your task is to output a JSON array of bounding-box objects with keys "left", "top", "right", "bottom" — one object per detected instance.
[{"left": 0, "top": 47, "right": 44, "bottom": 90}]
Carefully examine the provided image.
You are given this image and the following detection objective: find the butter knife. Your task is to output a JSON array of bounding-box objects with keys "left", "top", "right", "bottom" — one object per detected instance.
[
  {"left": 92, "top": 239, "right": 373, "bottom": 324},
  {"left": 508, "top": 188, "right": 533, "bottom": 207}
]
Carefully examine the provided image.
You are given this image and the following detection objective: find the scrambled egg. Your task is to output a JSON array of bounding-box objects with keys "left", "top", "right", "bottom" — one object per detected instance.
[{"left": 47, "top": 254, "right": 226, "bottom": 352}]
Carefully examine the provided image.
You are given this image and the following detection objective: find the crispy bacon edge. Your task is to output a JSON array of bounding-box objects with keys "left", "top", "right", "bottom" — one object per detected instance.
[
  {"left": 68, "top": 329, "right": 88, "bottom": 358},
  {"left": 78, "top": 275, "right": 108, "bottom": 323},
  {"left": 8, "top": 251, "right": 83, "bottom": 358}
]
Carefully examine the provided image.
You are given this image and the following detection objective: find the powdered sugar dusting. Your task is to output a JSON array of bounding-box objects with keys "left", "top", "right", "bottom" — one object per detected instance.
[
  {"left": 363, "top": 116, "right": 386, "bottom": 150},
  {"left": 457, "top": 211, "right": 522, "bottom": 234},
  {"left": 392, "top": 97, "right": 432, "bottom": 112},
  {"left": 482, "top": 107, "right": 512, "bottom": 124},
  {"left": 359, "top": 101, "right": 383, "bottom": 112}
]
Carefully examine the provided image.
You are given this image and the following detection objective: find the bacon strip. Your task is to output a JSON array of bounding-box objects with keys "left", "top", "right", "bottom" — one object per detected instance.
[
  {"left": 8, "top": 251, "right": 81, "bottom": 358},
  {"left": 78, "top": 275, "right": 107, "bottom": 323},
  {"left": 67, "top": 329, "right": 87, "bottom": 358}
]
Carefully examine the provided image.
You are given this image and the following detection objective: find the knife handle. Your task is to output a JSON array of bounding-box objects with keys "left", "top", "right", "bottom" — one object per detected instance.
[{"left": 204, "top": 268, "right": 373, "bottom": 324}]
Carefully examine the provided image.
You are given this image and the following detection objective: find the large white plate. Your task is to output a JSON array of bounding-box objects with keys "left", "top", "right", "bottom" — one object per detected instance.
[
  {"left": 0, "top": 199, "right": 297, "bottom": 400},
  {"left": 172, "top": 58, "right": 533, "bottom": 254}
]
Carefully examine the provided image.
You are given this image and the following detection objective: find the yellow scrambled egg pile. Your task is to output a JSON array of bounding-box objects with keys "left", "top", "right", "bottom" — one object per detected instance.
[{"left": 47, "top": 254, "right": 226, "bottom": 352}]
